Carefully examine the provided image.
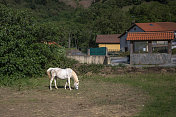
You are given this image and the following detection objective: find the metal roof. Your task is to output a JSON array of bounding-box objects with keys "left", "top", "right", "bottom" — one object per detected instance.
[{"left": 135, "top": 22, "right": 176, "bottom": 32}]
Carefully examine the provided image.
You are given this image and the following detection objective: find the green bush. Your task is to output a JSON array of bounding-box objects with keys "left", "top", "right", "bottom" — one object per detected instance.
[
  {"left": 78, "top": 64, "right": 104, "bottom": 74},
  {"left": 0, "top": 5, "right": 76, "bottom": 85}
]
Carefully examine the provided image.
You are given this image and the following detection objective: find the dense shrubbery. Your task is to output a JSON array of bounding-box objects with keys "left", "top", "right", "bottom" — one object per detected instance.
[
  {"left": 129, "top": 1, "right": 176, "bottom": 22},
  {"left": 78, "top": 64, "right": 104, "bottom": 74},
  {"left": 0, "top": 4, "right": 76, "bottom": 84}
]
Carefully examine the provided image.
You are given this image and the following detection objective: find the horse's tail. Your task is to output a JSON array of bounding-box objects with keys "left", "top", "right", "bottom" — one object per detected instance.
[{"left": 47, "top": 68, "right": 53, "bottom": 80}]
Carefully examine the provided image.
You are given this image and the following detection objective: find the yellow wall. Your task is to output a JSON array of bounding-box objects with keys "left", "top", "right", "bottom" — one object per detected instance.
[{"left": 98, "top": 44, "right": 120, "bottom": 51}]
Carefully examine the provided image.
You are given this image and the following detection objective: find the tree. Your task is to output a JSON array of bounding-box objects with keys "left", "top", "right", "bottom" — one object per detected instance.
[
  {"left": 0, "top": 5, "right": 72, "bottom": 80},
  {"left": 129, "top": 2, "right": 174, "bottom": 22}
]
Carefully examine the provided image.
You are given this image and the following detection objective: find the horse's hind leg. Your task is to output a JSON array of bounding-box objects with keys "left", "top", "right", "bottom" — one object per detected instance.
[
  {"left": 54, "top": 78, "right": 58, "bottom": 89},
  {"left": 64, "top": 80, "right": 68, "bottom": 89},
  {"left": 50, "top": 76, "right": 54, "bottom": 90}
]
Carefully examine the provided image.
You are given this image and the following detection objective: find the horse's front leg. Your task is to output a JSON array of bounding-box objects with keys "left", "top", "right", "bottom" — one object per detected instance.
[
  {"left": 54, "top": 78, "right": 58, "bottom": 89},
  {"left": 68, "top": 78, "right": 72, "bottom": 90}
]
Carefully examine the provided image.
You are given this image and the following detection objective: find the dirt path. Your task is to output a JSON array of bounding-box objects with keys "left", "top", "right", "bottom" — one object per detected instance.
[{"left": 0, "top": 80, "right": 148, "bottom": 117}]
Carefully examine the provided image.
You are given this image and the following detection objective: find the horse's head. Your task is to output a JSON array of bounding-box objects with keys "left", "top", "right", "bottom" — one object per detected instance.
[{"left": 74, "top": 81, "right": 79, "bottom": 90}]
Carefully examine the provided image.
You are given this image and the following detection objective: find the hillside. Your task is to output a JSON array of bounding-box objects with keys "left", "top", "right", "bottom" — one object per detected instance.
[
  {"left": 60, "top": 0, "right": 94, "bottom": 8},
  {"left": 0, "top": 0, "right": 94, "bottom": 8},
  {"left": 1, "top": 0, "right": 176, "bottom": 50}
]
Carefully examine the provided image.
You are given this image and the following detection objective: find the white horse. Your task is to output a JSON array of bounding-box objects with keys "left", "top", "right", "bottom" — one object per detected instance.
[{"left": 47, "top": 68, "right": 79, "bottom": 90}]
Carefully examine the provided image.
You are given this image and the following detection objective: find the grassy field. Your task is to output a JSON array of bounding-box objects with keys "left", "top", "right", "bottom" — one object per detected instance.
[
  {"left": 0, "top": 73, "right": 176, "bottom": 117},
  {"left": 98, "top": 73, "right": 176, "bottom": 117}
]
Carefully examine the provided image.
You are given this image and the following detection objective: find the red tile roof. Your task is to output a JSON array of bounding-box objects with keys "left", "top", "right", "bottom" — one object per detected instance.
[
  {"left": 47, "top": 41, "right": 61, "bottom": 47},
  {"left": 127, "top": 31, "right": 174, "bottom": 41},
  {"left": 48, "top": 41, "right": 57, "bottom": 45},
  {"left": 96, "top": 34, "right": 121, "bottom": 44},
  {"left": 135, "top": 22, "right": 176, "bottom": 32},
  {"left": 119, "top": 22, "right": 176, "bottom": 38}
]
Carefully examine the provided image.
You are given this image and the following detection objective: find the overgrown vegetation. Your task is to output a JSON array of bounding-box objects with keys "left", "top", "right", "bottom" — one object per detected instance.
[
  {"left": 0, "top": 5, "right": 77, "bottom": 85},
  {"left": 1, "top": 0, "right": 176, "bottom": 85},
  {"left": 1, "top": 0, "right": 176, "bottom": 49},
  {"left": 78, "top": 64, "right": 104, "bottom": 74}
]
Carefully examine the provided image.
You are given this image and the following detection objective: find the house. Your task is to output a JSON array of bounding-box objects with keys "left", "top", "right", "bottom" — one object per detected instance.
[
  {"left": 96, "top": 34, "right": 121, "bottom": 52},
  {"left": 119, "top": 22, "right": 176, "bottom": 52},
  {"left": 127, "top": 31, "right": 175, "bottom": 65},
  {"left": 127, "top": 31, "right": 174, "bottom": 54},
  {"left": 119, "top": 22, "right": 176, "bottom": 65}
]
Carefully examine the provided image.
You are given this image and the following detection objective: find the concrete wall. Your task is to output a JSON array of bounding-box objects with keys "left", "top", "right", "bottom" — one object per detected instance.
[
  {"left": 110, "top": 57, "right": 129, "bottom": 65},
  {"left": 67, "top": 55, "right": 108, "bottom": 64},
  {"left": 171, "top": 55, "right": 176, "bottom": 64},
  {"left": 130, "top": 53, "right": 172, "bottom": 65}
]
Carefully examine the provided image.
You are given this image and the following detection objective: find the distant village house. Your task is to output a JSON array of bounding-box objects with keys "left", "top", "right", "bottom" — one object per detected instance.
[
  {"left": 119, "top": 22, "right": 176, "bottom": 52},
  {"left": 119, "top": 22, "right": 176, "bottom": 65},
  {"left": 96, "top": 34, "right": 121, "bottom": 52}
]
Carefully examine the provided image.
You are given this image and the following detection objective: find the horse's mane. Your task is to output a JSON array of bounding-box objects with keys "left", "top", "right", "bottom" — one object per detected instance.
[
  {"left": 65, "top": 68, "right": 79, "bottom": 82},
  {"left": 71, "top": 70, "right": 79, "bottom": 83}
]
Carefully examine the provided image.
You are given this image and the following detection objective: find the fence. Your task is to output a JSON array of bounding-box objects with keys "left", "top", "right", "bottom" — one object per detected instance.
[{"left": 88, "top": 47, "right": 107, "bottom": 56}]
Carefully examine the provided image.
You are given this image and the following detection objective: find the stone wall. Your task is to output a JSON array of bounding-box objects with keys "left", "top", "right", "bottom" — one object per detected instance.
[
  {"left": 67, "top": 55, "right": 108, "bottom": 64},
  {"left": 171, "top": 55, "right": 176, "bottom": 64},
  {"left": 130, "top": 53, "right": 172, "bottom": 65}
]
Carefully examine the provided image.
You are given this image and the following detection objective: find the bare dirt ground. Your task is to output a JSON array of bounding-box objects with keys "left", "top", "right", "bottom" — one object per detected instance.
[{"left": 0, "top": 79, "right": 148, "bottom": 117}]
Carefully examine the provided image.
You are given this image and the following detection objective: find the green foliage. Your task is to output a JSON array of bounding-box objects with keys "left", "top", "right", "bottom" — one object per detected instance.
[
  {"left": 129, "top": 1, "right": 176, "bottom": 22},
  {"left": 70, "top": 3, "right": 132, "bottom": 48},
  {"left": 2, "top": 0, "right": 176, "bottom": 51},
  {"left": 0, "top": 4, "right": 76, "bottom": 84},
  {"left": 102, "top": 0, "right": 140, "bottom": 7},
  {"left": 77, "top": 3, "right": 131, "bottom": 34},
  {"left": 78, "top": 64, "right": 104, "bottom": 74}
]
